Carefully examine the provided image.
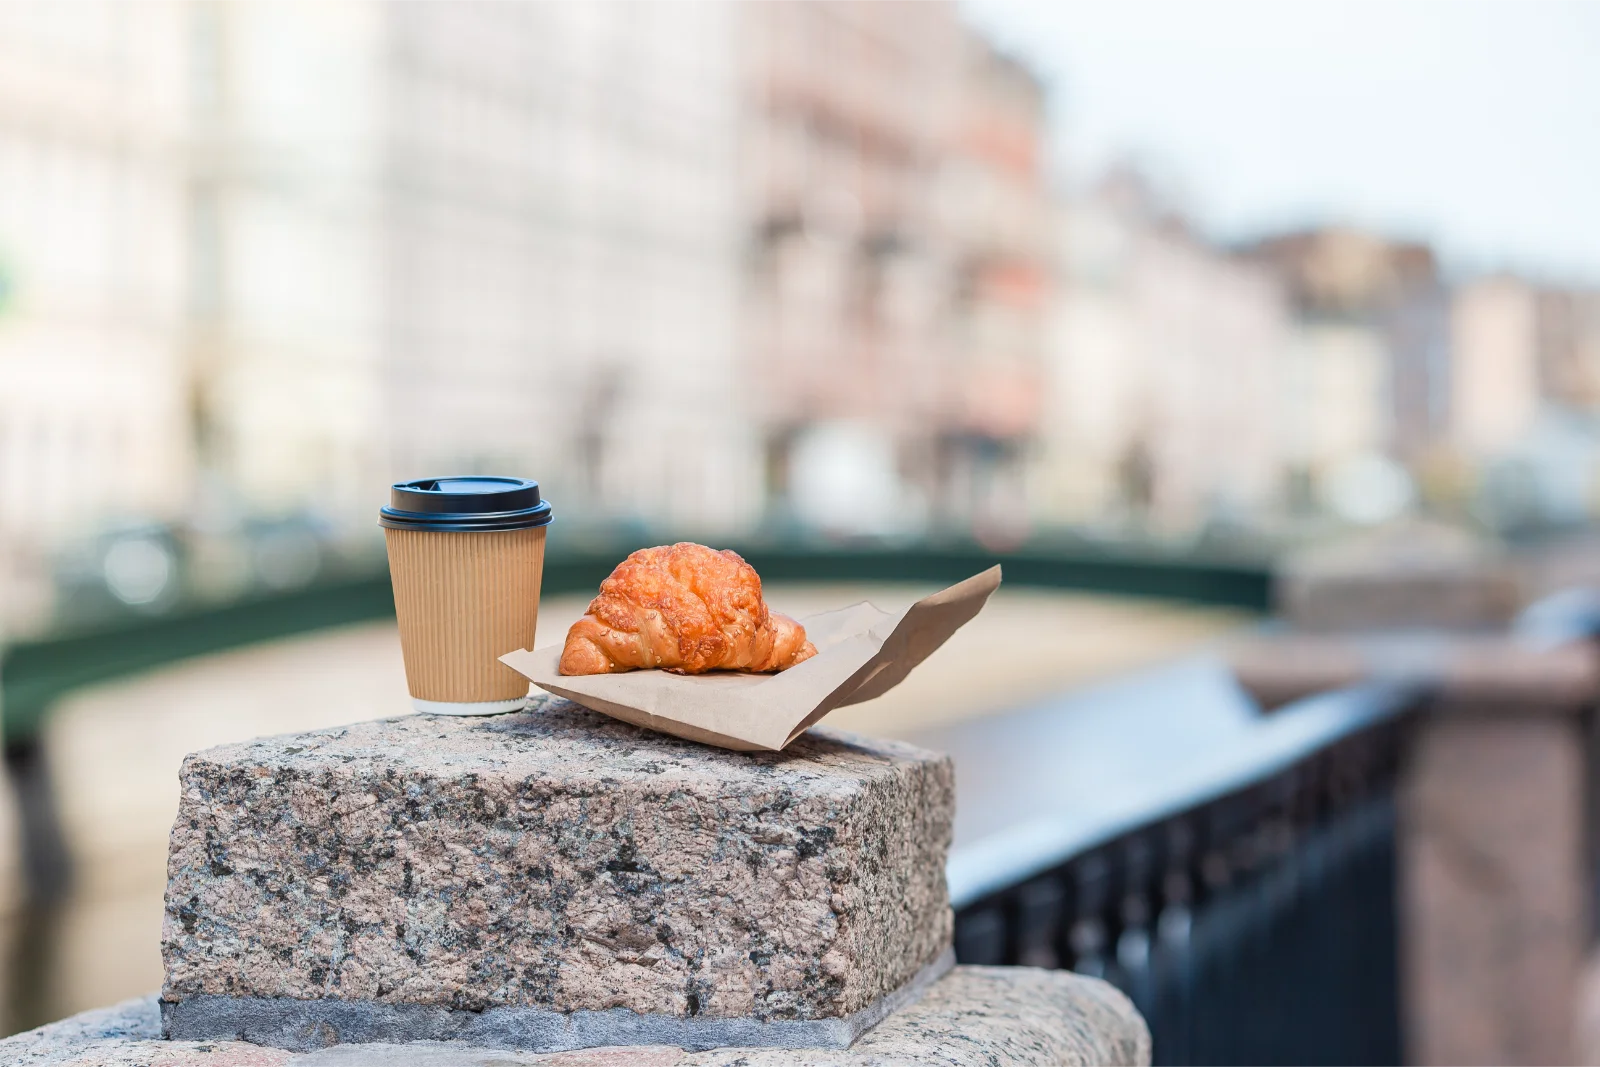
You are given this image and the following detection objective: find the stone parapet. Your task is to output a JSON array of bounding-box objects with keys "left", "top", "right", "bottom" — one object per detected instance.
[
  {"left": 1228, "top": 626, "right": 1600, "bottom": 1065},
  {"left": 1230, "top": 633, "right": 1600, "bottom": 712},
  {"left": 0, "top": 969, "right": 1152, "bottom": 1066},
  {"left": 1275, "top": 520, "right": 1516, "bottom": 632}
]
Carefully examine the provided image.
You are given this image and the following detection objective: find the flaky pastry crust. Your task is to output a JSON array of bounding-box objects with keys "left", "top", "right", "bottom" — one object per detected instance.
[{"left": 558, "top": 542, "right": 817, "bottom": 676}]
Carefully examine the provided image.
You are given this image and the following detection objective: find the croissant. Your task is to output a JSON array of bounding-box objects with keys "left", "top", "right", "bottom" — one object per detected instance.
[{"left": 558, "top": 542, "right": 817, "bottom": 676}]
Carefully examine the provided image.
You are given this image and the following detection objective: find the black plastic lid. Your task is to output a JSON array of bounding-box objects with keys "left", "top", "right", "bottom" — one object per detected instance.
[{"left": 379, "top": 477, "right": 553, "bottom": 532}]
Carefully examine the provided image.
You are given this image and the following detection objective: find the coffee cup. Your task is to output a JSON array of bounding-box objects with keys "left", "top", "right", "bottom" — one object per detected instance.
[{"left": 379, "top": 477, "right": 552, "bottom": 714}]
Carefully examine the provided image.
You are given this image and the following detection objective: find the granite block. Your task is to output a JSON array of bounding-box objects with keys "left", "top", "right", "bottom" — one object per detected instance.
[
  {"left": 0, "top": 968, "right": 1152, "bottom": 1066},
  {"left": 162, "top": 696, "right": 954, "bottom": 1031}
]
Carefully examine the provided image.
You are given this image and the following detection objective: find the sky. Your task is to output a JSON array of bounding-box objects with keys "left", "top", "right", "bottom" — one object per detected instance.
[{"left": 963, "top": 0, "right": 1600, "bottom": 284}]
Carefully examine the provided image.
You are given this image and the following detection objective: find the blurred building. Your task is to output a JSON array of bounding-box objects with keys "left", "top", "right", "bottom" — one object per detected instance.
[
  {"left": 1279, "top": 323, "right": 1393, "bottom": 512},
  {"left": 1450, "top": 275, "right": 1541, "bottom": 459},
  {"left": 0, "top": 0, "right": 1061, "bottom": 610},
  {"left": 1040, "top": 172, "right": 1289, "bottom": 533},
  {"left": 0, "top": 3, "right": 195, "bottom": 567},
  {"left": 0, "top": 0, "right": 776, "bottom": 629},
  {"left": 937, "top": 32, "right": 1051, "bottom": 535},
  {"left": 739, "top": 1, "right": 1048, "bottom": 536},
  {"left": 185, "top": 2, "right": 387, "bottom": 534},
  {"left": 1447, "top": 277, "right": 1600, "bottom": 526},
  {"left": 1535, "top": 287, "right": 1600, "bottom": 410},
  {"left": 197, "top": 1, "right": 761, "bottom": 535},
  {"left": 739, "top": 0, "right": 957, "bottom": 535},
  {"left": 1243, "top": 228, "right": 1448, "bottom": 512}
]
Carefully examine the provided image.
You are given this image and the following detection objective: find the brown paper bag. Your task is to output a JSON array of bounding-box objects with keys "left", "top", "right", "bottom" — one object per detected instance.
[{"left": 499, "top": 566, "right": 1001, "bottom": 751}]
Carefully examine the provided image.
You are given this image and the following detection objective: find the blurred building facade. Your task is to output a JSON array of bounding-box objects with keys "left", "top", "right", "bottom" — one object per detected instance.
[
  {"left": 0, "top": 0, "right": 1060, "bottom": 629},
  {"left": 739, "top": 0, "right": 958, "bottom": 536},
  {"left": 0, "top": 3, "right": 195, "bottom": 559},
  {"left": 1040, "top": 173, "right": 1289, "bottom": 534},
  {"left": 194, "top": 1, "right": 762, "bottom": 536},
  {"left": 1452, "top": 278, "right": 1600, "bottom": 525},
  {"left": 1537, "top": 288, "right": 1600, "bottom": 409},
  {"left": 739, "top": 0, "right": 1049, "bottom": 537},
  {"left": 1242, "top": 228, "right": 1449, "bottom": 517},
  {"left": 1450, "top": 275, "right": 1542, "bottom": 459},
  {"left": 7, "top": 0, "right": 1600, "bottom": 633},
  {"left": 937, "top": 30, "right": 1051, "bottom": 535},
  {"left": 0, "top": 0, "right": 1051, "bottom": 564},
  {"left": 185, "top": 1, "right": 386, "bottom": 535}
]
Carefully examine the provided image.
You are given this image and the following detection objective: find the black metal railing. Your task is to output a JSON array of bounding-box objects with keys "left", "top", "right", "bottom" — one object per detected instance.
[{"left": 940, "top": 674, "right": 1418, "bottom": 1066}]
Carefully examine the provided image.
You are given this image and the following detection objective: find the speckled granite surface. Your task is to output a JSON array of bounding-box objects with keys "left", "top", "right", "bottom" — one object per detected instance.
[
  {"left": 162, "top": 697, "right": 953, "bottom": 1023},
  {"left": 0, "top": 968, "right": 1151, "bottom": 1066}
]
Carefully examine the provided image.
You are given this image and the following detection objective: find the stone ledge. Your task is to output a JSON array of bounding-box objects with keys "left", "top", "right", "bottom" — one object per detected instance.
[
  {"left": 1275, "top": 522, "right": 1516, "bottom": 631},
  {"left": 0, "top": 968, "right": 1153, "bottom": 1066},
  {"left": 162, "top": 949, "right": 953, "bottom": 1053},
  {"left": 1230, "top": 634, "right": 1600, "bottom": 712},
  {"left": 162, "top": 697, "right": 954, "bottom": 1025}
]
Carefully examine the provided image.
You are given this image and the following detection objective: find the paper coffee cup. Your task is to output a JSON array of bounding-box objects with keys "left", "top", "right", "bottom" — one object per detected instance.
[{"left": 380, "top": 477, "right": 552, "bottom": 715}]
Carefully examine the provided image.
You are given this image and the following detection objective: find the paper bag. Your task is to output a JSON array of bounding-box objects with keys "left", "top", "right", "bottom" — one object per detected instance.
[{"left": 500, "top": 566, "right": 1001, "bottom": 751}]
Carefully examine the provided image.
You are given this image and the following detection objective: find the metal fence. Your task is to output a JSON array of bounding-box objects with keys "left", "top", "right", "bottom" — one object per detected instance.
[{"left": 943, "top": 678, "right": 1417, "bottom": 1066}]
